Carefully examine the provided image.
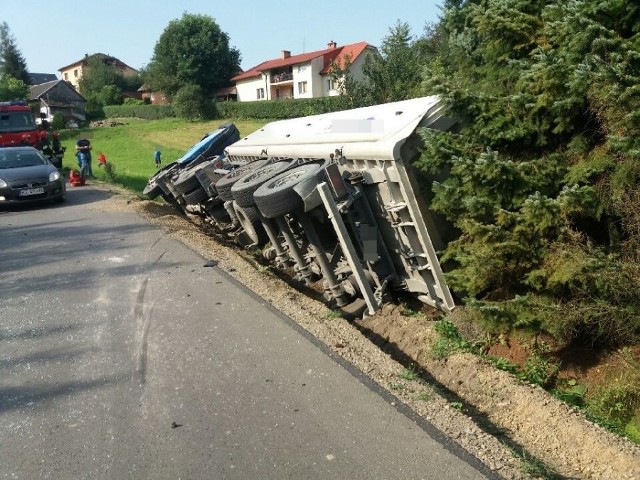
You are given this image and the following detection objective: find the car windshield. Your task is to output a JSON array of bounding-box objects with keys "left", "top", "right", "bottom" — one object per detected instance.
[
  {"left": 0, "top": 150, "right": 48, "bottom": 169},
  {"left": 0, "top": 111, "right": 37, "bottom": 133}
]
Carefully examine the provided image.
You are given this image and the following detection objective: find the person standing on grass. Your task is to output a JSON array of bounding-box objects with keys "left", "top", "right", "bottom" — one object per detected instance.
[
  {"left": 154, "top": 148, "right": 162, "bottom": 168},
  {"left": 76, "top": 138, "right": 93, "bottom": 178},
  {"left": 78, "top": 149, "right": 90, "bottom": 178}
]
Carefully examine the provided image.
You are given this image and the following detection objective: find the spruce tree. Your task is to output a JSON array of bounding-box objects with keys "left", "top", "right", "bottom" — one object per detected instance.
[
  {"left": 417, "top": 0, "right": 640, "bottom": 346},
  {"left": 0, "top": 22, "right": 30, "bottom": 85}
]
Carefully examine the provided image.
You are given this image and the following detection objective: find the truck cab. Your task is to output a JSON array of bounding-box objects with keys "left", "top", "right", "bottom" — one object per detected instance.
[{"left": 0, "top": 101, "right": 47, "bottom": 149}]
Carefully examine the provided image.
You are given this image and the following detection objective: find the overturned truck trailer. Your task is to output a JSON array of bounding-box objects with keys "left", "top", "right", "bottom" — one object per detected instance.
[{"left": 148, "top": 96, "right": 457, "bottom": 316}]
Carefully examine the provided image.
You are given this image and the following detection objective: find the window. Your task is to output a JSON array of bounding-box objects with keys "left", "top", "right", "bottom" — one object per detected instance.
[
  {"left": 297, "top": 81, "right": 307, "bottom": 94},
  {"left": 327, "top": 79, "right": 335, "bottom": 91},
  {"left": 256, "top": 88, "right": 265, "bottom": 100},
  {"left": 64, "top": 72, "right": 68, "bottom": 80},
  {"left": 73, "top": 69, "right": 78, "bottom": 78}
]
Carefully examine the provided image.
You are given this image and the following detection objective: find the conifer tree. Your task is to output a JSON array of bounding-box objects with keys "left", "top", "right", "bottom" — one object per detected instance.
[
  {"left": 417, "top": 0, "right": 640, "bottom": 345},
  {"left": 359, "top": 21, "right": 423, "bottom": 103},
  {"left": 0, "top": 22, "right": 30, "bottom": 85}
]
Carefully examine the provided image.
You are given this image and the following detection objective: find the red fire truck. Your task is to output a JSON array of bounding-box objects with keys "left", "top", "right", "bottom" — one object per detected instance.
[{"left": 0, "top": 100, "right": 47, "bottom": 148}]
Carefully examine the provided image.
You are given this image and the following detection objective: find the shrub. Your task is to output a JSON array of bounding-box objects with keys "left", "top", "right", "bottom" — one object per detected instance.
[
  {"left": 173, "top": 84, "right": 215, "bottom": 121},
  {"left": 103, "top": 162, "right": 116, "bottom": 183},
  {"left": 84, "top": 95, "right": 105, "bottom": 120},
  {"left": 99, "top": 84, "right": 123, "bottom": 105},
  {"left": 103, "top": 104, "right": 175, "bottom": 119},
  {"left": 123, "top": 98, "right": 144, "bottom": 105},
  {"left": 416, "top": 0, "right": 640, "bottom": 348},
  {"left": 50, "top": 112, "right": 66, "bottom": 130}
]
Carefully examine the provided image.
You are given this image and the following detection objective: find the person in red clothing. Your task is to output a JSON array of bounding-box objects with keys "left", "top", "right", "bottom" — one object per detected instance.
[{"left": 97, "top": 152, "right": 107, "bottom": 168}]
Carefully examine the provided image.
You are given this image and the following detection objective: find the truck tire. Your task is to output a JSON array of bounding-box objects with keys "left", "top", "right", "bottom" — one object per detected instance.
[
  {"left": 183, "top": 185, "right": 210, "bottom": 206},
  {"left": 144, "top": 162, "right": 179, "bottom": 199},
  {"left": 179, "top": 153, "right": 209, "bottom": 171},
  {"left": 233, "top": 202, "right": 267, "bottom": 246},
  {"left": 173, "top": 162, "right": 210, "bottom": 195},
  {"left": 143, "top": 181, "right": 163, "bottom": 199},
  {"left": 254, "top": 163, "right": 322, "bottom": 218},
  {"left": 195, "top": 159, "right": 223, "bottom": 193},
  {"left": 214, "top": 159, "right": 269, "bottom": 201},
  {"left": 231, "top": 159, "right": 298, "bottom": 208}
]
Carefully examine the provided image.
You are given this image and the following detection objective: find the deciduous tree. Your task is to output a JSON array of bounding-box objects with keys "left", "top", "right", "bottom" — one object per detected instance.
[
  {"left": 0, "top": 74, "right": 27, "bottom": 101},
  {"left": 145, "top": 13, "right": 240, "bottom": 100},
  {"left": 78, "top": 55, "right": 142, "bottom": 106}
]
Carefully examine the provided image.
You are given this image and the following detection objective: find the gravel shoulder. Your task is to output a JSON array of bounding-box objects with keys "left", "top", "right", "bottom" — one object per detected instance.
[{"left": 94, "top": 186, "right": 640, "bottom": 480}]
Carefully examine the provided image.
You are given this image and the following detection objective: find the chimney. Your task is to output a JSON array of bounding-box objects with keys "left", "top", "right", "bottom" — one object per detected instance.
[
  {"left": 281, "top": 50, "right": 291, "bottom": 59},
  {"left": 327, "top": 41, "right": 337, "bottom": 49}
]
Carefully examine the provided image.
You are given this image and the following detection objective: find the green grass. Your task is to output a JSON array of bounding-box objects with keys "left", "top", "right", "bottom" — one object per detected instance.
[
  {"left": 397, "top": 366, "right": 420, "bottom": 381},
  {"left": 58, "top": 117, "right": 269, "bottom": 192}
]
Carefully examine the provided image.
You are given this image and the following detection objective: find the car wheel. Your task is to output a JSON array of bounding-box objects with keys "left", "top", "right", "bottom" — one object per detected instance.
[
  {"left": 254, "top": 163, "right": 322, "bottom": 218},
  {"left": 231, "top": 159, "right": 298, "bottom": 208},
  {"left": 53, "top": 192, "right": 66, "bottom": 204}
]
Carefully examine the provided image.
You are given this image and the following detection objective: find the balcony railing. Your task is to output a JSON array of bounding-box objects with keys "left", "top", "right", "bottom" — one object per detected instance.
[{"left": 271, "top": 72, "right": 293, "bottom": 83}]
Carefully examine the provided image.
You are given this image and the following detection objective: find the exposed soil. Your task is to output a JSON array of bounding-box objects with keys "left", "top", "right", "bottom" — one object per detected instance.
[{"left": 94, "top": 186, "right": 640, "bottom": 480}]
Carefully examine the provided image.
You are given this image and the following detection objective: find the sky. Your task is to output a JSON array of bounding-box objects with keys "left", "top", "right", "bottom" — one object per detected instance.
[{"left": 1, "top": 0, "right": 443, "bottom": 75}]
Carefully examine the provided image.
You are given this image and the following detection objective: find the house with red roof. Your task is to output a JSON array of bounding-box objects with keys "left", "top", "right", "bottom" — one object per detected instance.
[{"left": 232, "top": 41, "right": 377, "bottom": 102}]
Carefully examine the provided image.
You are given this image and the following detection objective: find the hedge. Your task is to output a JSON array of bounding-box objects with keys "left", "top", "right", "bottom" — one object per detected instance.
[
  {"left": 214, "top": 96, "right": 368, "bottom": 120},
  {"left": 102, "top": 95, "right": 371, "bottom": 121},
  {"left": 104, "top": 104, "right": 175, "bottom": 120}
]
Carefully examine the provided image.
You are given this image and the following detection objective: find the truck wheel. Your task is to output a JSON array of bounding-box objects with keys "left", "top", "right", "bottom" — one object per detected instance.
[
  {"left": 183, "top": 185, "right": 210, "bottom": 206},
  {"left": 180, "top": 154, "right": 209, "bottom": 171},
  {"left": 231, "top": 159, "right": 297, "bottom": 208},
  {"left": 173, "top": 161, "right": 214, "bottom": 195},
  {"left": 254, "top": 163, "right": 322, "bottom": 218},
  {"left": 143, "top": 181, "right": 163, "bottom": 199},
  {"left": 233, "top": 202, "right": 267, "bottom": 246},
  {"left": 144, "top": 162, "right": 178, "bottom": 199},
  {"left": 214, "top": 159, "right": 269, "bottom": 201}
]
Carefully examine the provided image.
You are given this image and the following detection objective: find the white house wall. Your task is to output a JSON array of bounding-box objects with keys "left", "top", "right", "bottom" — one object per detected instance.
[
  {"left": 323, "top": 47, "right": 375, "bottom": 96},
  {"left": 236, "top": 76, "right": 269, "bottom": 101},
  {"left": 292, "top": 61, "right": 312, "bottom": 99},
  {"left": 348, "top": 48, "right": 372, "bottom": 83},
  {"left": 310, "top": 57, "right": 325, "bottom": 98}
]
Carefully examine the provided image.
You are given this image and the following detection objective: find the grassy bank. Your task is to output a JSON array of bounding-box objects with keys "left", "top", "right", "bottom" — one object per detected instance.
[{"left": 58, "top": 117, "right": 268, "bottom": 192}]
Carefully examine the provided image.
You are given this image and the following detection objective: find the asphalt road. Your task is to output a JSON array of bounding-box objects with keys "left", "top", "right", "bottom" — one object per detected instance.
[{"left": 0, "top": 185, "right": 494, "bottom": 479}]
